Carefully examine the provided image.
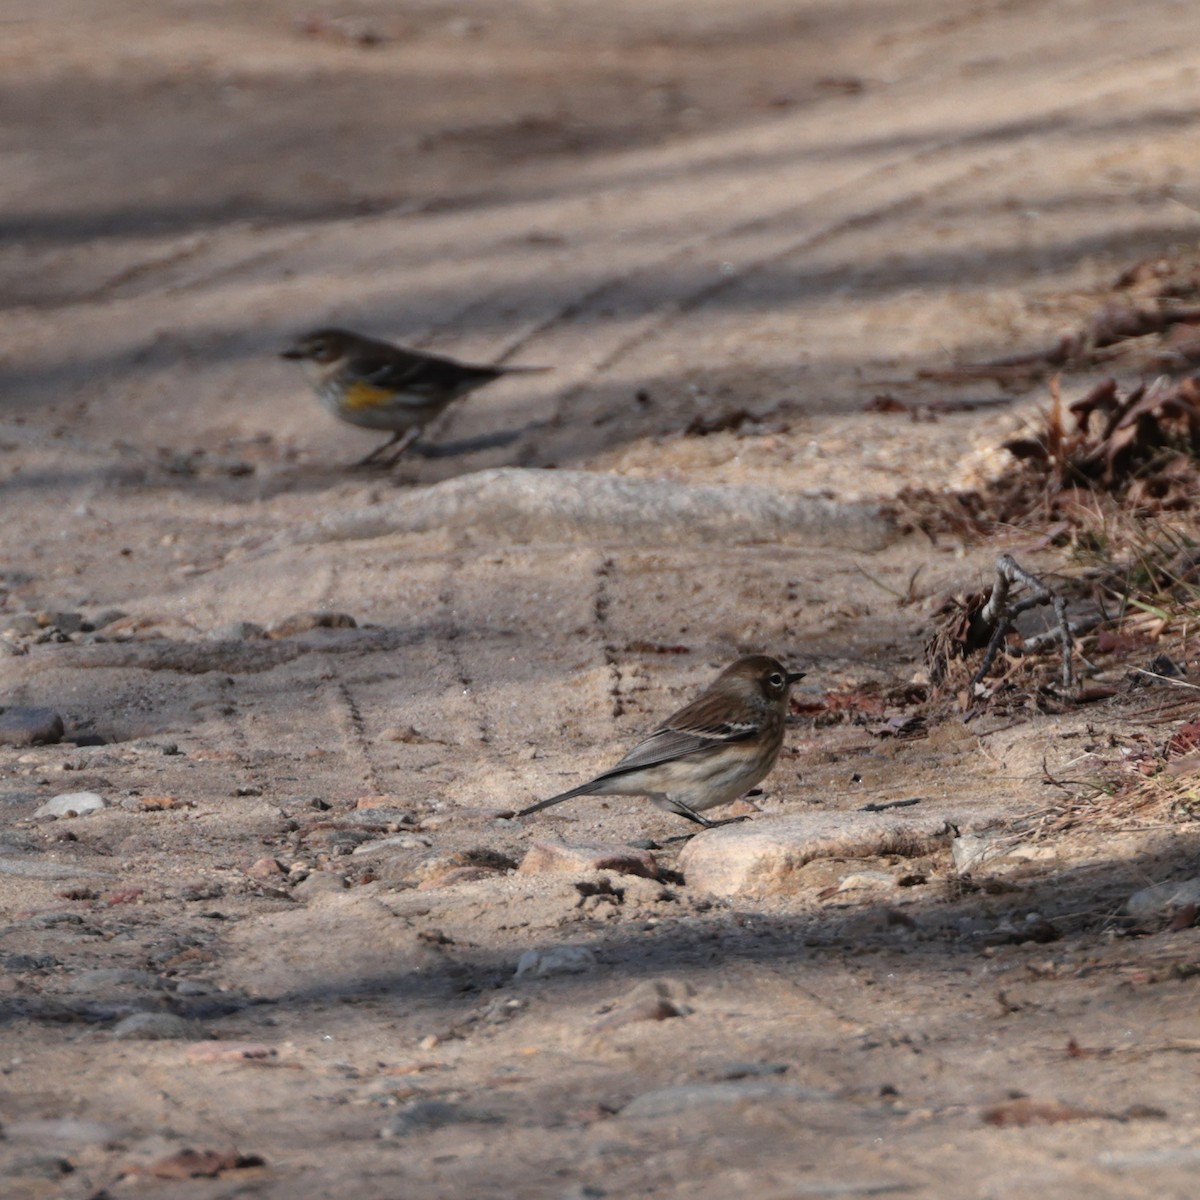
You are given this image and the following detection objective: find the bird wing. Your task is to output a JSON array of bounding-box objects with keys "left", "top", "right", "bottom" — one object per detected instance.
[
  {"left": 359, "top": 349, "right": 501, "bottom": 396},
  {"left": 604, "top": 716, "right": 758, "bottom": 775}
]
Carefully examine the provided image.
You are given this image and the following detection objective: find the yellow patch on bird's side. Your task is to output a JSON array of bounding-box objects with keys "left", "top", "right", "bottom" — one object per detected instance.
[{"left": 341, "top": 381, "right": 396, "bottom": 411}]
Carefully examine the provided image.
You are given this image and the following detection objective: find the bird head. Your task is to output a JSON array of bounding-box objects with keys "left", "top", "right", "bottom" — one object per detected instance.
[
  {"left": 722, "top": 655, "right": 805, "bottom": 702},
  {"left": 280, "top": 328, "right": 361, "bottom": 367}
]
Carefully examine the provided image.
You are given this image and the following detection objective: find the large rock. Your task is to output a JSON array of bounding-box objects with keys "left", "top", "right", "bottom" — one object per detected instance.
[
  {"left": 274, "top": 468, "right": 899, "bottom": 553},
  {"left": 678, "top": 811, "right": 961, "bottom": 897},
  {"left": 0, "top": 706, "right": 64, "bottom": 747},
  {"left": 33, "top": 791, "right": 106, "bottom": 819}
]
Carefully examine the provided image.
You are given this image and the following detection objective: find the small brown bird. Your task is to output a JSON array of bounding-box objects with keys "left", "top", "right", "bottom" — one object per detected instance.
[
  {"left": 280, "top": 327, "right": 548, "bottom": 466},
  {"left": 516, "top": 655, "right": 803, "bottom": 828}
]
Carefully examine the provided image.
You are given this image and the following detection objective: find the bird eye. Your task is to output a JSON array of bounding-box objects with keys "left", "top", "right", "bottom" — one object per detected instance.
[{"left": 769, "top": 671, "right": 785, "bottom": 688}]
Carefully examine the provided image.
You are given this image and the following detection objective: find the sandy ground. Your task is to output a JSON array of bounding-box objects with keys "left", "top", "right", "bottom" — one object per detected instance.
[{"left": 5, "top": 1, "right": 1200, "bottom": 1196}]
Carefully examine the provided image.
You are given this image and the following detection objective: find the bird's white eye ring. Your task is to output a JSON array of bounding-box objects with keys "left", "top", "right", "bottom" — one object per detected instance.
[{"left": 769, "top": 672, "right": 784, "bottom": 688}]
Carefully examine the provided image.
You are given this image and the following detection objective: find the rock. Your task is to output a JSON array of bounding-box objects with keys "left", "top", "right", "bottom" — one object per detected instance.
[
  {"left": 1099, "top": 1147, "right": 1200, "bottom": 1170},
  {"left": 68, "top": 968, "right": 162, "bottom": 993},
  {"left": 209, "top": 620, "right": 266, "bottom": 641},
  {"left": 620, "top": 1080, "right": 831, "bottom": 1119},
  {"left": 245, "top": 857, "right": 285, "bottom": 879},
  {"left": 292, "top": 872, "right": 349, "bottom": 900},
  {"left": 0, "top": 706, "right": 65, "bottom": 747},
  {"left": 36, "top": 610, "right": 83, "bottom": 633},
  {"left": 709, "top": 1062, "right": 789, "bottom": 1081},
  {"left": 280, "top": 468, "right": 900, "bottom": 553},
  {"left": 4, "top": 1153, "right": 74, "bottom": 1180},
  {"left": 417, "top": 866, "right": 500, "bottom": 889},
  {"left": 677, "top": 812, "right": 960, "bottom": 897},
  {"left": 33, "top": 791, "right": 106, "bottom": 819},
  {"left": 269, "top": 611, "right": 357, "bottom": 638},
  {"left": 515, "top": 945, "right": 598, "bottom": 979},
  {"left": 1127, "top": 878, "right": 1200, "bottom": 920},
  {"left": 837, "top": 870, "right": 899, "bottom": 892},
  {"left": 3, "top": 612, "right": 40, "bottom": 635},
  {"left": 380, "top": 1099, "right": 500, "bottom": 1139},
  {"left": 593, "top": 979, "right": 693, "bottom": 1029},
  {"left": 110, "top": 1012, "right": 199, "bottom": 1040},
  {"left": 90, "top": 608, "right": 128, "bottom": 630},
  {"left": 4, "top": 1117, "right": 121, "bottom": 1147},
  {"left": 3, "top": 953, "right": 60, "bottom": 970},
  {"left": 518, "top": 840, "right": 658, "bottom": 880}
]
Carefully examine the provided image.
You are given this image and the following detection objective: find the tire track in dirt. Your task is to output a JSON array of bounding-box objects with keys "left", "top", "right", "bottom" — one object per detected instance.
[{"left": 489, "top": 42, "right": 1200, "bottom": 455}]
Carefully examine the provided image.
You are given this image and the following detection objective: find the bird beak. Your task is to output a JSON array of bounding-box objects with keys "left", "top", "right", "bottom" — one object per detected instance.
[
  {"left": 786, "top": 671, "right": 805, "bottom": 685},
  {"left": 280, "top": 346, "right": 304, "bottom": 360}
]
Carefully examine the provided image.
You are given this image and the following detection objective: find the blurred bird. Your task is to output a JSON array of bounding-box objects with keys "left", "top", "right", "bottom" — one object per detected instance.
[
  {"left": 516, "top": 655, "right": 803, "bottom": 828},
  {"left": 280, "top": 327, "right": 548, "bottom": 466}
]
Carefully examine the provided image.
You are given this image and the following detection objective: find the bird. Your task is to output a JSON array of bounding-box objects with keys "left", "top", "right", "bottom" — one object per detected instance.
[
  {"left": 515, "top": 655, "right": 803, "bottom": 828},
  {"left": 280, "top": 327, "right": 548, "bottom": 466}
]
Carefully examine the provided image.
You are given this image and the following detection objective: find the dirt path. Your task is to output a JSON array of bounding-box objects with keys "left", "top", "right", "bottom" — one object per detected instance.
[{"left": 4, "top": 2, "right": 1200, "bottom": 1197}]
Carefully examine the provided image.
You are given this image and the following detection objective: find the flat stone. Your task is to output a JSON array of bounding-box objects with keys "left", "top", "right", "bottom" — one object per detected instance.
[
  {"left": 110, "top": 1012, "right": 199, "bottom": 1040},
  {"left": 3, "top": 613, "right": 40, "bottom": 635},
  {"left": 3, "top": 953, "right": 60, "bottom": 970},
  {"left": 68, "top": 968, "right": 162, "bottom": 993},
  {"left": 1127, "top": 878, "right": 1200, "bottom": 919},
  {"left": 36, "top": 610, "right": 83, "bottom": 633},
  {"left": 0, "top": 706, "right": 65, "bottom": 747},
  {"left": 285, "top": 468, "right": 900, "bottom": 553},
  {"left": 209, "top": 620, "right": 265, "bottom": 640},
  {"left": 4, "top": 1117, "right": 121, "bottom": 1147},
  {"left": 593, "top": 978, "right": 694, "bottom": 1029},
  {"left": 515, "top": 945, "right": 598, "bottom": 979},
  {"left": 90, "top": 608, "right": 129, "bottom": 630},
  {"left": 837, "top": 870, "right": 899, "bottom": 892},
  {"left": 620, "top": 1080, "right": 832, "bottom": 1119},
  {"left": 4, "top": 1152, "right": 75, "bottom": 1180},
  {"left": 33, "top": 791, "right": 106, "bottom": 819},
  {"left": 518, "top": 840, "right": 658, "bottom": 880},
  {"left": 1099, "top": 1147, "right": 1200, "bottom": 1170},
  {"left": 293, "top": 872, "right": 349, "bottom": 900},
  {"left": 380, "top": 1099, "right": 500, "bottom": 1139},
  {"left": 269, "top": 610, "right": 357, "bottom": 637},
  {"left": 678, "top": 812, "right": 963, "bottom": 897}
]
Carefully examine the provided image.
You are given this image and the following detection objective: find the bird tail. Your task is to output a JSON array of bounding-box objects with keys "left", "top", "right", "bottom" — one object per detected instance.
[
  {"left": 514, "top": 779, "right": 600, "bottom": 818},
  {"left": 495, "top": 364, "right": 551, "bottom": 375}
]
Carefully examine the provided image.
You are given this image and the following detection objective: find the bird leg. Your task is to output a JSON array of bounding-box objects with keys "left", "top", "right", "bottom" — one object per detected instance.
[
  {"left": 354, "top": 427, "right": 421, "bottom": 468},
  {"left": 375, "top": 427, "right": 424, "bottom": 468},
  {"left": 663, "top": 799, "right": 750, "bottom": 828}
]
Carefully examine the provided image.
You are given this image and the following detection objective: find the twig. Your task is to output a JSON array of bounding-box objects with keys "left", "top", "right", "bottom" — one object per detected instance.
[
  {"left": 967, "top": 554, "right": 1078, "bottom": 692},
  {"left": 858, "top": 797, "right": 923, "bottom": 813},
  {"left": 1129, "top": 668, "right": 1200, "bottom": 691}
]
